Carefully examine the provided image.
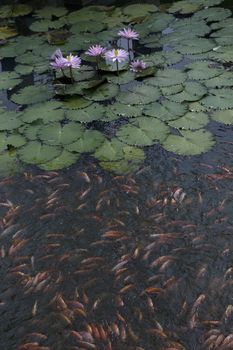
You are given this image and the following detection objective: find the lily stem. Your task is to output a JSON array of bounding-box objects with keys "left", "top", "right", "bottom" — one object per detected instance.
[
  {"left": 69, "top": 66, "right": 74, "bottom": 83},
  {"left": 116, "top": 60, "right": 119, "bottom": 76}
]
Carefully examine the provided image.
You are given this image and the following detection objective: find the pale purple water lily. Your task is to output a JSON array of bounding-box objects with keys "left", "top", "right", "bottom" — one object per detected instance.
[
  {"left": 130, "top": 59, "right": 146, "bottom": 72},
  {"left": 65, "top": 53, "right": 81, "bottom": 69},
  {"left": 85, "top": 45, "right": 106, "bottom": 57},
  {"left": 51, "top": 48, "right": 63, "bottom": 60},
  {"left": 104, "top": 49, "right": 129, "bottom": 63},
  {"left": 50, "top": 56, "right": 69, "bottom": 70},
  {"left": 118, "top": 28, "right": 139, "bottom": 40}
]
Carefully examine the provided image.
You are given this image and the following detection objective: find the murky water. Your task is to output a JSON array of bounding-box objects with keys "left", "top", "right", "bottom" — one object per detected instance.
[{"left": 1, "top": 1, "right": 233, "bottom": 350}]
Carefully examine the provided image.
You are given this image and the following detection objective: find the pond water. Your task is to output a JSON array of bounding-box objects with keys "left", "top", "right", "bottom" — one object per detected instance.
[{"left": 1, "top": 1, "right": 233, "bottom": 349}]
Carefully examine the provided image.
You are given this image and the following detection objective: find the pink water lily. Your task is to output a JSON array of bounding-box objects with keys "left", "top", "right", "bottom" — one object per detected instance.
[
  {"left": 50, "top": 56, "right": 69, "bottom": 70},
  {"left": 118, "top": 28, "right": 139, "bottom": 40},
  {"left": 130, "top": 59, "right": 146, "bottom": 72},
  {"left": 85, "top": 45, "right": 106, "bottom": 57},
  {"left": 104, "top": 49, "right": 129, "bottom": 63},
  {"left": 51, "top": 48, "right": 63, "bottom": 60}
]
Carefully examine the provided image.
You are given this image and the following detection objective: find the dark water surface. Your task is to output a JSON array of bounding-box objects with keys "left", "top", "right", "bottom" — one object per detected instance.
[{"left": 1, "top": 1, "right": 233, "bottom": 350}]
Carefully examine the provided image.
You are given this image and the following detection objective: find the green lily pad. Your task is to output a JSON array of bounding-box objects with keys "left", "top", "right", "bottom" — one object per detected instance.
[
  {"left": 116, "top": 117, "right": 169, "bottom": 146},
  {"left": 168, "top": 1, "right": 201, "bottom": 14},
  {"left": 143, "top": 101, "right": 187, "bottom": 121},
  {"left": 0, "top": 26, "right": 18, "bottom": 40},
  {"left": 204, "top": 72, "right": 233, "bottom": 88},
  {"left": 167, "top": 82, "right": 207, "bottom": 103},
  {"left": 30, "top": 18, "right": 66, "bottom": 32},
  {"left": 0, "top": 153, "right": 21, "bottom": 177},
  {"left": 193, "top": 7, "right": 231, "bottom": 22},
  {"left": 117, "top": 84, "right": 160, "bottom": 105},
  {"left": 94, "top": 138, "right": 126, "bottom": 162},
  {"left": 107, "top": 102, "right": 143, "bottom": 118},
  {"left": 11, "top": 85, "right": 53, "bottom": 105},
  {"left": 21, "top": 101, "right": 65, "bottom": 123},
  {"left": 84, "top": 83, "right": 119, "bottom": 101},
  {"left": 104, "top": 71, "right": 135, "bottom": 85},
  {"left": 145, "top": 69, "right": 186, "bottom": 87},
  {"left": 38, "top": 122, "right": 85, "bottom": 146},
  {"left": 0, "top": 111, "right": 23, "bottom": 131},
  {"left": 0, "top": 71, "right": 22, "bottom": 90},
  {"left": 71, "top": 21, "right": 105, "bottom": 34},
  {"left": 0, "top": 4, "right": 32, "bottom": 18},
  {"left": 123, "top": 3, "right": 158, "bottom": 20},
  {"left": 172, "top": 38, "right": 215, "bottom": 55},
  {"left": 38, "top": 150, "right": 79, "bottom": 170},
  {"left": 0, "top": 133, "right": 26, "bottom": 151},
  {"left": 211, "top": 109, "right": 233, "bottom": 124},
  {"left": 66, "top": 103, "right": 105, "bottom": 123},
  {"left": 208, "top": 46, "right": 233, "bottom": 63},
  {"left": 66, "top": 130, "right": 105, "bottom": 153},
  {"left": 200, "top": 88, "right": 233, "bottom": 109},
  {"left": 162, "top": 129, "right": 215, "bottom": 155},
  {"left": 186, "top": 61, "right": 224, "bottom": 80},
  {"left": 15, "top": 64, "right": 34, "bottom": 75},
  {"left": 63, "top": 96, "right": 92, "bottom": 109},
  {"left": 23, "top": 123, "right": 43, "bottom": 141},
  {"left": 34, "top": 7, "right": 68, "bottom": 19},
  {"left": 18, "top": 141, "right": 61, "bottom": 165},
  {"left": 169, "top": 112, "right": 209, "bottom": 130}
]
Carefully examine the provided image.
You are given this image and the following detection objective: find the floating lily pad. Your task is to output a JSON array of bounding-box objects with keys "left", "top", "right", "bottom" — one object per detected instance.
[
  {"left": 123, "top": 3, "right": 158, "bottom": 20},
  {"left": 145, "top": 69, "right": 186, "bottom": 87},
  {"left": 0, "top": 71, "right": 22, "bottom": 90},
  {"left": 0, "top": 153, "right": 20, "bottom": 177},
  {"left": 200, "top": 88, "right": 233, "bottom": 109},
  {"left": 71, "top": 21, "right": 105, "bottom": 34},
  {"left": 94, "top": 138, "right": 126, "bottom": 162},
  {"left": 162, "top": 129, "right": 215, "bottom": 155},
  {"left": 117, "top": 84, "right": 160, "bottom": 105},
  {"left": 66, "top": 130, "right": 105, "bottom": 153},
  {"left": 211, "top": 109, "right": 233, "bottom": 124},
  {"left": 0, "top": 4, "right": 32, "bottom": 18},
  {"left": 143, "top": 100, "right": 187, "bottom": 121},
  {"left": 193, "top": 7, "right": 231, "bottom": 22},
  {"left": 108, "top": 102, "right": 143, "bottom": 118},
  {"left": 167, "top": 82, "right": 207, "bottom": 103},
  {"left": 63, "top": 96, "right": 92, "bottom": 109},
  {"left": 18, "top": 141, "right": 61, "bottom": 165},
  {"left": 208, "top": 46, "right": 233, "bottom": 63},
  {"left": 30, "top": 18, "right": 66, "bottom": 32},
  {"left": 66, "top": 103, "right": 105, "bottom": 123},
  {"left": 21, "top": 101, "right": 65, "bottom": 123},
  {"left": 0, "top": 26, "right": 18, "bottom": 40},
  {"left": 15, "top": 64, "right": 34, "bottom": 75},
  {"left": 11, "top": 85, "right": 53, "bottom": 105},
  {"left": 0, "top": 111, "right": 23, "bottom": 131},
  {"left": 204, "top": 72, "right": 233, "bottom": 88},
  {"left": 34, "top": 7, "right": 68, "bottom": 19},
  {"left": 169, "top": 112, "right": 209, "bottom": 130},
  {"left": 172, "top": 38, "right": 215, "bottom": 55},
  {"left": 116, "top": 117, "right": 169, "bottom": 146},
  {"left": 38, "top": 150, "right": 79, "bottom": 170},
  {"left": 186, "top": 61, "right": 224, "bottom": 80},
  {"left": 84, "top": 83, "right": 119, "bottom": 101},
  {"left": 104, "top": 71, "right": 135, "bottom": 85},
  {"left": 0, "top": 133, "right": 26, "bottom": 151},
  {"left": 38, "top": 122, "right": 85, "bottom": 146},
  {"left": 168, "top": 1, "right": 201, "bottom": 14}
]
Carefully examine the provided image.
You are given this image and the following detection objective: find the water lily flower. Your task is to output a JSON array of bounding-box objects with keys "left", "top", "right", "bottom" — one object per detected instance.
[
  {"left": 130, "top": 59, "right": 146, "bottom": 72},
  {"left": 105, "top": 49, "right": 129, "bottom": 63},
  {"left": 51, "top": 48, "right": 63, "bottom": 60},
  {"left": 50, "top": 56, "right": 69, "bottom": 70},
  {"left": 118, "top": 28, "right": 139, "bottom": 40},
  {"left": 65, "top": 53, "right": 81, "bottom": 69},
  {"left": 105, "top": 48, "right": 129, "bottom": 76},
  {"left": 85, "top": 45, "right": 106, "bottom": 57}
]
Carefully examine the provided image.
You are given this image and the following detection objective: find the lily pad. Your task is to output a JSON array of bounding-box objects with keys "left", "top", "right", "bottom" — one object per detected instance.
[
  {"left": 38, "top": 122, "right": 85, "bottom": 146},
  {"left": 193, "top": 7, "right": 231, "bottom": 22},
  {"left": 145, "top": 69, "right": 186, "bottom": 87},
  {"left": 0, "top": 4, "right": 32, "bottom": 18},
  {"left": 0, "top": 153, "right": 20, "bottom": 177},
  {"left": 34, "top": 7, "right": 68, "bottom": 19},
  {"left": 200, "top": 88, "right": 233, "bottom": 109},
  {"left": 169, "top": 112, "right": 209, "bottom": 130},
  {"left": 167, "top": 82, "right": 207, "bottom": 103},
  {"left": 0, "top": 133, "right": 26, "bottom": 151},
  {"left": 204, "top": 72, "right": 233, "bottom": 88},
  {"left": 21, "top": 101, "right": 65, "bottom": 123},
  {"left": 66, "top": 103, "right": 105, "bottom": 123},
  {"left": 18, "top": 141, "right": 61, "bottom": 165},
  {"left": 186, "top": 61, "right": 224, "bottom": 80},
  {"left": 211, "top": 109, "right": 233, "bottom": 124},
  {"left": 143, "top": 101, "right": 187, "bottom": 121},
  {"left": 116, "top": 117, "right": 169, "bottom": 146},
  {"left": 38, "top": 150, "right": 79, "bottom": 170},
  {"left": 0, "top": 111, "right": 23, "bottom": 131},
  {"left": 11, "top": 85, "right": 53, "bottom": 105},
  {"left": 162, "top": 129, "right": 215, "bottom": 155},
  {"left": 123, "top": 3, "right": 158, "bottom": 20},
  {"left": 66, "top": 130, "right": 105, "bottom": 153},
  {"left": 0, "top": 71, "right": 22, "bottom": 90},
  {"left": 0, "top": 26, "right": 18, "bottom": 40},
  {"left": 117, "top": 84, "right": 160, "bottom": 105},
  {"left": 63, "top": 96, "right": 92, "bottom": 109},
  {"left": 84, "top": 83, "right": 119, "bottom": 101},
  {"left": 168, "top": 1, "right": 201, "bottom": 14}
]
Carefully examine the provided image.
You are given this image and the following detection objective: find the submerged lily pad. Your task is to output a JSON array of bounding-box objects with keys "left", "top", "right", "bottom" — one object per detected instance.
[
  {"left": 11, "top": 85, "right": 53, "bottom": 105},
  {"left": 116, "top": 117, "right": 169, "bottom": 146},
  {"left": 162, "top": 129, "right": 215, "bottom": 155}
]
